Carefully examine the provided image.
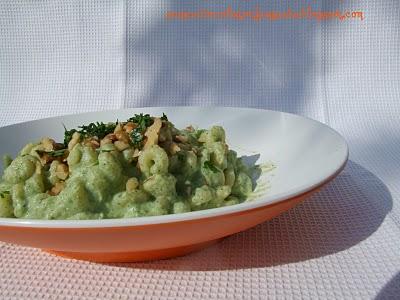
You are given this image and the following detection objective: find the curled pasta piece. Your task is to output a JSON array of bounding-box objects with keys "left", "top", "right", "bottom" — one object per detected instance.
[
  {"left": 232, "top": 172, "right": 253, "bottom": 198},
  {"left": 173, "top": 201, "right": 191, "bottom": 214},
  {"left": 223, "top": 196, "right": 240, "bottom": 206},
  {"left": 0, "top": 191, "right": 14, "bottom": 217},
  {"left": 201, "top": 162, "right": 225, "bottom": 187},
  {"left": 227, "top": 150, "right": 238, "bottom": 165},
  {"left": 24, "top": 173, "right": 45, "bottom": 196},
  {"left": 83, "top": 168, "right": 111, "bottom": 204},
  {"left": 143, "top": 173, "right": 176, "bottom": 197},
  {"left": 209, "top": 141, "right": 227, "bottom": 170},
  {"left": 3, "top": 155, "right": 37, "bottom": 184},
  {"left": 107, "top": 190, "right": 149, "bottom": 218},
  {"left": 98, "top": 152, "right": 123, "bottom": 184},
  {"left": 11, "top": 183, "right": 26, "bottom": 217},
  {"left": 215, "top": 185, "right": 231, "bottom": 201},
  {"left": 206, "top": 126, "right": 226, "bottom": 144},
  {"left": 191, "top": 185, "right": 215, "bottom": 206},
  {"left": 44, "top": 180, "right": 91, "bottom": 219},
  {"left": 224, "top": 165, "right": 236, "bottom": 187},
  {"left": 139, "top": 199, "right": 169, "bottom": 216},
  {"left": 169, "top": 151, "right": 198, "bottom": 177},
  {"left": 19, "top": 143, "right": 38, "bottom": 156},
  {"left": 138, "top": 145, "right": 169, "bottom": 177},
  {"left": 67, "top": 143, "right": 83, "bottom": 168},
  {"left": 80, "top": 146, "right": 98, "bottom": 166},
  {"left": 199, "top": 126, "right": 226, "bottom": 144}
]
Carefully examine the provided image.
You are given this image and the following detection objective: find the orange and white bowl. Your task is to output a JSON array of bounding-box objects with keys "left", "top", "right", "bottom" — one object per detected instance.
[{"left": 0, "top": 107, "right": 348, "bottom": 262}]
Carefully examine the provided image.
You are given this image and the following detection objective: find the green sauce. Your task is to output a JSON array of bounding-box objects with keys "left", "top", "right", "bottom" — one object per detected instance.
[{"left": 0, "top": 116, "right": 269, "bottom": 220}]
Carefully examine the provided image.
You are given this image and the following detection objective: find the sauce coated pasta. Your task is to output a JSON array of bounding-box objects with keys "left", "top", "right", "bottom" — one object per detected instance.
[{"left": 0, "top": 114, "right": 254, "bottom": 219}]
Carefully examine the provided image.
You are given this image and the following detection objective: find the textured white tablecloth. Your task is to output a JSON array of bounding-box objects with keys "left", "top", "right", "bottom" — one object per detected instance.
[{"left": 0, "top": 1, "right": 399, "bottom": 299}]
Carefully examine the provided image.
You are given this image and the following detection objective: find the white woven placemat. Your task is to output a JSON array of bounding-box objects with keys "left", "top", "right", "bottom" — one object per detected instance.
[{"left": 1, "top": 1, "right": 399, "bottom": 299}]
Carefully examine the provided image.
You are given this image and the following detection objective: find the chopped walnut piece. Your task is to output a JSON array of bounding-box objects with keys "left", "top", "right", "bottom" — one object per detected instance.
[
  {"left": 35, "top": 161, "right": 42, "bottom": 175},
  {"left": 114, "top": 140, "right": 129, "bottom": 151},
  {"left": 132, "top": 149, "right": 140, "bottom": 158},
  {"left": 185, "top": 125, "right": 194, "bottom": 132},
  {"left": 68, "top": 132, "right": 81, "bottom": 151},
  {"left": 174, "top": 135, "right": 188, "bottom": 143},
  {"left": 90, "top": 140, "right": 100, "bottom": 148},
  {"left": 115, "top": 131, "right": 130, "bottom": 144},
  {"left": 55, "top": 163, "right": 69, "bottom": 180},
  {"left": 177, "top": 143, "right": 191, "bottom": 151},
  {"left": 39, "top": 153, "right": 51, "bottom": 166},
  {"left": 143, "top": 118, "right": 162, "bottom": 149},
  {"left": 114, "top": 123, "right": 123, "bottom": 134},
  {"left": 126, "top": 178, "right": 139, "bottom": 192},
  {"left": 84, "top": 138, "right": 100, "bottom": 149},
  {"left": 170, "top": 142, "right": 181, "bottom": 154},
  {"left": 100, "top": 137, "right": 112, "bottom": 146},
  {"left": 49, "top": 182, "right": 65, "bottom": 196},
  {"left": 123, "top": 122, "right": 136, "bottom": 133},
  {"left": 104, "top": 133, "right": 117, "bottom": 142},
  {"left": 41, "top": 137, "right": 55, "bottom": 151}
]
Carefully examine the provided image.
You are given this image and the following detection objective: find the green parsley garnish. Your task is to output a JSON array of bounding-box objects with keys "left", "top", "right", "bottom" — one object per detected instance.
[
  {"left": 128, "top": 114, "right": 154, "bottom": 148},
  {"left": 63, "top": 125, "right": 77, "bottom": 147},
  {"left": 127, "top": 113, "right": 153, "bottom": 127},
  {"left": 64, "top": 122, "right": 117, "bottom": 147},
  {"left": 161, "top": 113, "right": 168, "bottom": 121},
  {"left": 78, "top": 122, "right": 117, "bottom": 139},
  {"left": 130, "top": 129, "right": 144, "bottom": 147},
  {"left": 63, "top": 113, "right": 167, "bottom": 149}
]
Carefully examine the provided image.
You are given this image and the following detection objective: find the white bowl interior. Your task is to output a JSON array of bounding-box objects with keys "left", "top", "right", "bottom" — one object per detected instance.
[{"left": 0, "top": 107, "right": 348, "bottom": 227}]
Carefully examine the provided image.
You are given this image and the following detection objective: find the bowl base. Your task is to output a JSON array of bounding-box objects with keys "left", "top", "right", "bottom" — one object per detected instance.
[{"left": 43, "top": 239, "right": 221, "bottom": 263}]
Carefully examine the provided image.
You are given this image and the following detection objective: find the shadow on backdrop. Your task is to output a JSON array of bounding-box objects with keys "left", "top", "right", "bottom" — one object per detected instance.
[
  {"left": 125, "top": 0, "right": 345, "bottom": 118},
  {"left": 108, "top": 160, "right": 392, "bottom": 271},
  {"left": 117, "top": 0, "right": 394, "bottom": 271}
]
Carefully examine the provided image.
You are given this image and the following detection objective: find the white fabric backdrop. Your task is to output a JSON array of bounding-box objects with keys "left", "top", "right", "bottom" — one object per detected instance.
[{"left": 0, "top": 1, "right": 399, "bottom": 299}]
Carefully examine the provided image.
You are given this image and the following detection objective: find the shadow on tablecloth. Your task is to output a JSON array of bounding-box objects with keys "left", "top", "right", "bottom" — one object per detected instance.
[
  {"left": 109, "top": 160, "right": 393, "bottom": 271},
  {"left": 375, "top": 272, "right": 400, "bottom": 300}
]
